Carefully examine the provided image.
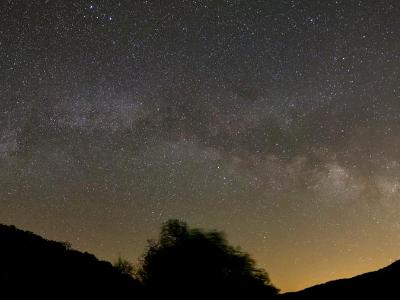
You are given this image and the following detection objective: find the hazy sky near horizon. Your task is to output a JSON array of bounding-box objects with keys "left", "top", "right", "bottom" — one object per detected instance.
[{"left": 1, "top": 0, "right": 400, "bottom": 291}]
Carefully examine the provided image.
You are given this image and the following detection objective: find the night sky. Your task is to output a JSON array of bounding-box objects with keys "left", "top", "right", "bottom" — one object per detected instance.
[{"left": 1, "top": 0, "right": 400, "bottom": 292}]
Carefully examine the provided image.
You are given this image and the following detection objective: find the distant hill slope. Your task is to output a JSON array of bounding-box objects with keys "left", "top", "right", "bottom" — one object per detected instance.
[
  {"left": 281, "top": 260, "right": 400, "bottom": 299},
  {"left": 0, "top": 224, "right": 141, "bottom": 298}
]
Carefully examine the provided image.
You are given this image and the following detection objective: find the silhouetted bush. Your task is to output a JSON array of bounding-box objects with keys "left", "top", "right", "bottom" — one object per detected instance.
[
  {"left": 137, "top": 219, "right": 279, "bottom": 298},
  {"left": 114, "top": 257, "right": 135, "bottom": 276}
]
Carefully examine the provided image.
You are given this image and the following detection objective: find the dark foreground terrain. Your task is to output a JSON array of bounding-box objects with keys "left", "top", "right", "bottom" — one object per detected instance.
[
  {"left": 0, "top": 224, "right": 141, "bottom": 298},
  {"left": 281, "top": 260, "right": 400, "bottom": 299},
  {"left": 1, "top": 223, "right": 399, "bottom": 299}
]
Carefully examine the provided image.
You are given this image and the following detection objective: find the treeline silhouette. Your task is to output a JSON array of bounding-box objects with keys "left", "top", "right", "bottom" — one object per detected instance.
[
  {"left": 2, "top": 220, "right": 400, "bottom": 299},
  {"left": 0, "top": 220, "right": 278, "bottom": 299}
]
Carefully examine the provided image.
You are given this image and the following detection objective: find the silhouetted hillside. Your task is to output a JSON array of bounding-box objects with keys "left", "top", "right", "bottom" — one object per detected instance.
[
  {"left": 6, "top": 221, "right": 400, "bottom": 299},
  {"left": 281, "top": 261, "right": 400, "bottom": 299},
  {"left": 0, "top": 224, "right": 141, "bottom": 298},
  {"left": 0, "top": 221, "right": 279, "bottom": 299}
]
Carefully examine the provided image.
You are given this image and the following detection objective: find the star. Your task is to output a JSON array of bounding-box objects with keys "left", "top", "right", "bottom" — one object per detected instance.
[{"left": 2, "top": 0, "right": 399, "bottom": 293}]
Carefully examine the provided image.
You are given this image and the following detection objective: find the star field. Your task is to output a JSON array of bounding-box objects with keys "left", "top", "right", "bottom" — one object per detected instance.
[{"left": 1, "top": 0, "right": 400, "bottom": 291}]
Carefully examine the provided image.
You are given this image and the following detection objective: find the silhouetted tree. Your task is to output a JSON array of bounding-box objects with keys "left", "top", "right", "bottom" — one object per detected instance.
[
  {"left": 137, "top": 219, "right": 279, "bottom": 298},
  {"left": 114, "top": 257, "right": 135, "bottom": 276},
  {"left": 60, "top": 241, "right": 72, "bottom": 250}
]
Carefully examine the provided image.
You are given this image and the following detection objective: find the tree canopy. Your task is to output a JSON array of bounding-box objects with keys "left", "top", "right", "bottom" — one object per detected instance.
[{"left": 137, "top": 219, "right": 279, "bottom": 298}]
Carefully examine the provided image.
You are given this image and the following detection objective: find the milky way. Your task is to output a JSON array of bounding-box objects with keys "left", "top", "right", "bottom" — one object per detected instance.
[{"left": 1, "top": 0, "right": 400, "bottom": 291}]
